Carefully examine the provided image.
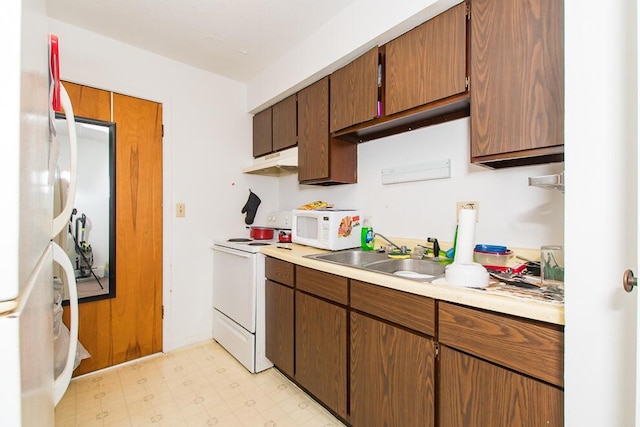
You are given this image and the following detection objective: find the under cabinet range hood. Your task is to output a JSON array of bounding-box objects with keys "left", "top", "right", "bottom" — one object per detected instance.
[{"left": 242, "top": 146, "right": 298, "bottom": 176}]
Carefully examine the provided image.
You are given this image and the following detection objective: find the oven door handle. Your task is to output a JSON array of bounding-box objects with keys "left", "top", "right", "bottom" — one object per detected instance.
[{"left": 212, "top": 245, "right": 253, "bottom": 258}]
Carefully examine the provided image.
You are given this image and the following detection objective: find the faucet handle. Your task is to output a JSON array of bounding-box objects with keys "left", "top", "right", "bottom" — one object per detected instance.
[
  {"left": 427, "top": 237, "right": 440, "bottom": 258},
  {"left": 411, "top": 245, "right": 426, "bottom": 259}
]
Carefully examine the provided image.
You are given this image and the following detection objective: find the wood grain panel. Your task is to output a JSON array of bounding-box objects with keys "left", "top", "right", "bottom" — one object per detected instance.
[
  {"left": 61, "top": 81, "right": 111, "bottom": 121},
  {"left": 265, "top": 257, "right": 294, "bottom": 287},
  {"left": 385, "top": 3, "right": 467, "bottom": 115},
  {"left": 252, "top": 108, "right": 272, "bottom": 157},
  {"left": 61, "top": 81, "right": 114, "bottom": 376},
  {"left": 439, "top": 302, "right": 564, "bottom": 387},
  {"left": 298, "top": 76, "right": 357, "bottom": 185},
  {"left": 351, "top": 280, "right": 435, "bottom": 335},
  {"left": 111, "top": 93, "right": 163, "bottom": 365},
  {"left": 424, "top": 2, "right": 467, "bottom": 102},
  {"left": 265, "top": 280, "right": 294, "bottom": 377},
  {"left": 324, "top": 136, "right": 358, "bottom": 185},
  {"left": 61, "top": 84, "right": 163, "bottom": 376},
  {"left": 439, "top": 346, "right": 564, "bottom": 426},
  {"left": 297, "top": 77, "right": 329, "bottom": 182},
  {"left": 272, "top": 95, "right": 297, "bottom": 152},
  {"left": 350, "top": 312, "right": 435, "bottom": 427},
  {"left": 296, "top": 266, "right": 348, "bottom": 305},
  {"left": 330, "top": 47, "right": 379, "bottom": 132},
  {"left": 62, "top": 299, "right": 113, "bottom": 375},
  {"left": 470, "top": 0, "right": 564, "bottom": 158},
  {"left": 295, "top": 292, "right": 347, "bottom": 418}
]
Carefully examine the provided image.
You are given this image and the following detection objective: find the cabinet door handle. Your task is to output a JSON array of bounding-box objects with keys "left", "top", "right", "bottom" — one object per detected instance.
[{"left": 623, "top": 269, "right": 637, "bottom": 292}]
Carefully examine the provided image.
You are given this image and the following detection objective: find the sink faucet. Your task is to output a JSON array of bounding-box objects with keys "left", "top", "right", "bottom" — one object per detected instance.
[
  {"left": 427, "top": 237, "right": 440, "bottom": 258},
  {"left": 374, "top": 233, "right": 407, "bottom": 254}
]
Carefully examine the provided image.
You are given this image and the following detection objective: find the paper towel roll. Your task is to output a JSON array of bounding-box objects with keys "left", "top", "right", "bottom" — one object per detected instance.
[{"left": 454, "top": 208, "right": 477, "bottom": 264}]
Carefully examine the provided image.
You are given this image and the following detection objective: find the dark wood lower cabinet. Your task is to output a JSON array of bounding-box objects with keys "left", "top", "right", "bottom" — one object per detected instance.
[
  {"left": 350, "top": 312, "right": 435, "bottom": 427},
  {"left": 264, "top": 260, "right": 564, "bottom": 426},
  {"left": 439, "top": 345, "right": 564, "bottom": 426},
  {"left": 264, "top": 279, "right": 294, "bottom": 378},
  {"left": 295, "top": 292, "right": 348, "bottom": 419}
]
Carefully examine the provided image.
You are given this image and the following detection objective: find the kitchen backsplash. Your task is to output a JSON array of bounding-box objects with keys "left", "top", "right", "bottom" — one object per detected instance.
[{"left": 278, "top": 118, "right": 564, "bottom": 249}]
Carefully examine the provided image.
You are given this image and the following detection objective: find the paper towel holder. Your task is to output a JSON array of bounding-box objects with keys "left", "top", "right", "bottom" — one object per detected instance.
[
  {"left": 445, "top": 207, "right": 489, "bottom": 288},
  {"left": 528, "top": 171, "right": 564, "bottom": 193}
]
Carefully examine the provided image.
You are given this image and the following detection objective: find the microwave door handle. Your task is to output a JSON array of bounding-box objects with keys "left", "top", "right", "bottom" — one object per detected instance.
[{"left": 213, "top": 246, "right": 252, "bottom": 258}]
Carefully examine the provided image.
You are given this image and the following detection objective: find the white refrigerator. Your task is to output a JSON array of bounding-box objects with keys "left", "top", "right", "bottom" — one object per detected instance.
[{"left": 0, "top": 0, "right": 79, "bottom": 424}]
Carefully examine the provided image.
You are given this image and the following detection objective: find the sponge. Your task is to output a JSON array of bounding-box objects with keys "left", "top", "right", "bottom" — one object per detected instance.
[{"left": 387, "top": 252, "right": 411, "bottom": 259}]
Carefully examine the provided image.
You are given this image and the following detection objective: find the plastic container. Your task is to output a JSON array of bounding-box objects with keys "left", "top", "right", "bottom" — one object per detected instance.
[
  {"left": 473, "top": 249, "right": 514, "bottom": 267},
  {"left": 541, "top": 245, "right": 564, "bottom": 289},
  {"left": 361, "top": 217, "right": 374, "bottom": 251}
]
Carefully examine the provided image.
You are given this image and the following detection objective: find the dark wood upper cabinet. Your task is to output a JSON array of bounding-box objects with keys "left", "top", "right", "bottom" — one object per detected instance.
[
  {"left": 330, "top": 47, "right": 379, "bottom": 133},
  {"left": 272, "top": 94, "right": 297, "bottom": 152},
  {"left": 298, "top": 76, "right": 357, "bottom": 185},
  {"left": 385, "top": 2, "right": 467, "bottom": 116},
  {"left": 252, "top": 95, "right": 297, "bottom": 158},
  {"left": 470, "top": 0, "right": 564, "bottom": 167},
  {"left": 332, "top": 3, "right": 469, "bottom": 144},
  {"left": 252, "top": 107, "right": 272, "bottom": 158}
]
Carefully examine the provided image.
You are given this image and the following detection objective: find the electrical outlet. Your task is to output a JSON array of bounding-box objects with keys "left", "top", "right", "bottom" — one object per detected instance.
[
  {"left": 176, "top": 203, "right": 186, "bottom": 218},
  {"left": 456, "top": 201, "right": 479, "bottom": 222}
]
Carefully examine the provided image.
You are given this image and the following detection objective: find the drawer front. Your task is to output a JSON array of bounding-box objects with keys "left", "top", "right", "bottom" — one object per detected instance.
[
  {"left": 351, "top": 280, "right": 435, "bottom": 336},
  {"left": 265, "top": 257, "right": 294, "bottom": 287},
  {"left": 438, "top": 302, "right": 564, "bottom": 387},
  {"left": 296, "top": 266, "right": 348, "bottom": 305}
]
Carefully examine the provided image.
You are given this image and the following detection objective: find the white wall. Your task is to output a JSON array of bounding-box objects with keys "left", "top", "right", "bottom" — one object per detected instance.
[
  {"left": 48, "top": 19, "right": 280, "bottom": 352},
  {"left": 565, "top": 0, "right": 638, "bottom": 424},
  {"left": 278, "top": 119, "right": 564, "bottom": 249},
  {"left": 247, "top": 0, "right": 461, "bottom": 111}
]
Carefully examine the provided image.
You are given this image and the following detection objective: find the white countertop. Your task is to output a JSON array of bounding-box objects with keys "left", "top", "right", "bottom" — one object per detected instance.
[{"left": 261, "top": 243, "right": 565, "bottom": 326}]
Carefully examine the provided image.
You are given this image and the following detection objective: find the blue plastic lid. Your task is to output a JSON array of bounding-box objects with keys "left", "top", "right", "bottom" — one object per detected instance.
[{"left": 474, "top": 244, "right": 508, "bottom": 253}]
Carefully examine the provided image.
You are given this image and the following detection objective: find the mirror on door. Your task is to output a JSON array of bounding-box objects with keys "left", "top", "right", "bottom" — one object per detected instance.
[{"left": 54, "top": 113, "right": 116, "bottom": 303}]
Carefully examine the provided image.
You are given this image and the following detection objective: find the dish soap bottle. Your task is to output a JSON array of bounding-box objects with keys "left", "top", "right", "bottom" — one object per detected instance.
[{"left": 361, "top": 217, "right": 374, "bottom": 251}]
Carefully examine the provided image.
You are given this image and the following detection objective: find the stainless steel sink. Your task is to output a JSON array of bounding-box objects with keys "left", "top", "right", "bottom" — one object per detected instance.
[
  {"left": 306, "top": 249, "right": 389, "bottom": 267},
  {"left": 364, "top": 258, "right": 445, "bottom": 280},
  {"left": 305, "top": 249, "right": 445, "bottom": 282}
]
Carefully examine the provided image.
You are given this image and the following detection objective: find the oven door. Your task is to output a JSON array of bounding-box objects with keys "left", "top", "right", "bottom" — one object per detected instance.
[{"left": 212, "top": 245, "right": 258, "bottom": 333}]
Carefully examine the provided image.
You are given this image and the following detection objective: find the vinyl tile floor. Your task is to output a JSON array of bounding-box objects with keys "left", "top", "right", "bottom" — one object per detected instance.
[{"left": 55, "top": 340, "right": 345, "bottom": 427}]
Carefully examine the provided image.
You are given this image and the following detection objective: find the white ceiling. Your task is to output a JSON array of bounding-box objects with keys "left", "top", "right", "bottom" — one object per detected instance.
[{"left": 46, "top": 0, "right": 357, "bottom": 83}]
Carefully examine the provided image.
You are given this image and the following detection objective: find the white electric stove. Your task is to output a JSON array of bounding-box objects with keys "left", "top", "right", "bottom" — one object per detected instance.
[{"left": 211, "top": 211, "right": 291, "bottom": 373}]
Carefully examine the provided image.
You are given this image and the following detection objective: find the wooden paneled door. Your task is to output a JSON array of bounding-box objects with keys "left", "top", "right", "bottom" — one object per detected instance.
[
  {"left": 111, "top": 93, "right": 163, "bottom": 364},
  {"left": 62, "top": 83, "right": 163, "bottom": 375},
  {"left": 61, "top": 81, "right": 111, "bottom": 122}
]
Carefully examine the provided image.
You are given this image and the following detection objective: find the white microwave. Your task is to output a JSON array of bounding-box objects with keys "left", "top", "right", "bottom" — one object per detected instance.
[{"left": 292, "top": 209, "right": 363, "bottom": 251}]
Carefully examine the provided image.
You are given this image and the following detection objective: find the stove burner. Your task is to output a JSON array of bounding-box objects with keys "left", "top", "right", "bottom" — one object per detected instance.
[
  {"left": 228, "top": 238, "right": 252, "bottom": 242},
  {"left": 248, "top": 242, "right": 271, "bottom": 246}
]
